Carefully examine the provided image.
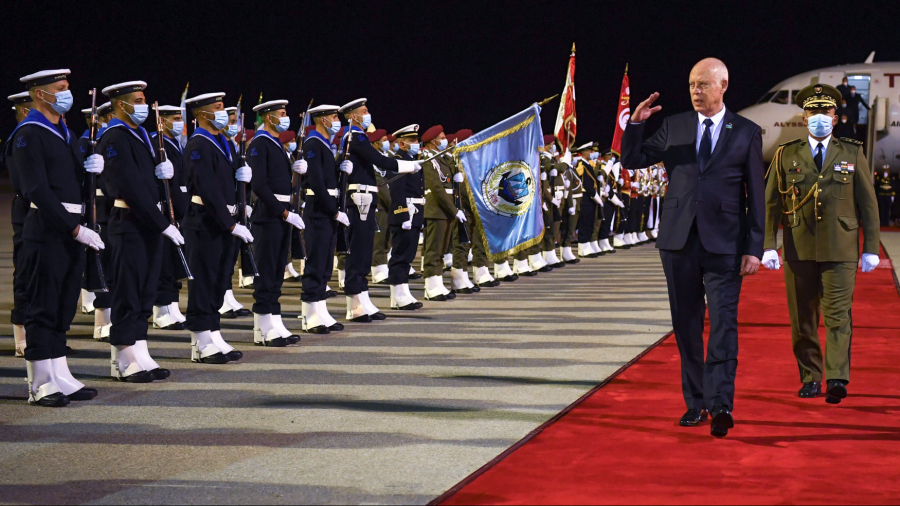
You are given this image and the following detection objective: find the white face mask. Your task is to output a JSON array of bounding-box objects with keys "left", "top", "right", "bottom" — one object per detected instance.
[
  {"left": 437, "top": 138, "right": 448, "bottom": 150},
  {"left": 287, "top": 142, "right": 297, "bottom": 152},
  {"left": 381, "top": 140, "right": 390, "bottom": 151},
  {"left": 122, "top": 102, "right": 149, "bottom": 126},
  {"left": 168, "top": 120, "right": 184, "bottom": 136},
  {"left": 328, "top": 120, "right": 341, "bottom": 135},
  {"left": 408, "top": 143, "right": 420, "bottom": 155},
  {"left": 357, "top": 113, "right": 371, "bottom": 129},
  {"left": 225, "top": 124, "right": 240, "bottom": 138}
]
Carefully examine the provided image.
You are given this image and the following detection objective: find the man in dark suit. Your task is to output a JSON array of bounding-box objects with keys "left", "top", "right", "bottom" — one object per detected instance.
[{"left": 622, "top": 58, "right": 765, "bottom": 438}]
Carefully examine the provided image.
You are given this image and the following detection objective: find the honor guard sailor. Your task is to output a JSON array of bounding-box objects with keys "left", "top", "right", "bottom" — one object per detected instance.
[
  {"left": 299, "top": 104, "right": 346, "bottom": 333},
  {"left": 247, "top": 99, "right": 304, "bottom": 346},
  {"left": 388, "top": 125, "right": 429, "bottom": 308},
  {"left": 15, "top": 69, "right": 103, "bottom": 406},
  {"left": 149, "top": 105, "right": 190, "bottom": 330},
  {"left": 182, "top": 92, "right": 250, "bottom": 364},
  {"left": 368, "top": 129, "right": 393, "bottom": 284},
  {"left": 763, "top": 83, "right": 881, "bottom": 403},
  {"left": 339, "top": 99, "right": 423, "bottom": 317},
  {"left": 98, "top": 81, "right": 182, "bottom": 382},
  {"left": 5, "top": 91, "right": 33, "bottom": 357},
  {"left": 220, "top": 106, "right": 251, "bottom": 317},
  {"left": 574, "top": 142, "right": 601, "bottom": 258}
]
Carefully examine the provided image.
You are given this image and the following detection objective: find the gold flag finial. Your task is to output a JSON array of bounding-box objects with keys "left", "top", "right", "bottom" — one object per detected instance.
[
  {"left": 571, "top": 43, "right": 576, "bottom": 54},
  {"left": 537, "top": 93, "right": 560, "bottom": 107},
  {"left": 625, "top": 63, "right": 628, "bottom": 74}
]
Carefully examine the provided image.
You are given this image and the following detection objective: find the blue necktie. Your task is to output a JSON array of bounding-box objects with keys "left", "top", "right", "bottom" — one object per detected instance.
[
  {"left": 814, "top": 144, "right": 823, "bottom": 171},
  {"left": 698, "top": 118, "right": 713, "bottom": 170}
]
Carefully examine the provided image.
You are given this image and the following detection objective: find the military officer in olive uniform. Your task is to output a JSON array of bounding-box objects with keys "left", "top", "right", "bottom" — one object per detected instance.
[
  {"left": 873, "top": 165, "right": 897, "bottom": 226},
  {"left": 763, "top": 83, "right": 881, "bottom": 404}
]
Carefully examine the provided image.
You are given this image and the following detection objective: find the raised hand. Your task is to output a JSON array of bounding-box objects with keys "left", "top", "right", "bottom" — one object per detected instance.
[{"left": 630, "top": 92, "right": 662, "bottom": 124}]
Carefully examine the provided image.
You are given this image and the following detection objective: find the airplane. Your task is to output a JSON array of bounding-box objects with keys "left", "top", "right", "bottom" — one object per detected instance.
[{"left": 737, "top": 52, "right": 900, "bottom": 170}]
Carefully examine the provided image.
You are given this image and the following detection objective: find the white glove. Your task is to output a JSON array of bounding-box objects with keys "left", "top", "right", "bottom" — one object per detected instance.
[
  {"left": 568, "top": 206, "right": 576, "bottom": 215},
  {"left": 245, "top": 205, "right": 253, "bottom": 218},
  {"left": 75, "top": 225, "right": 105, "bottom": 251},
  {"left": 285, "top": 211, "right": 305, "bottom": 230},
  {"left": 603, "top": 185, "right": 611, "bottom": 195},
  {"left": 84, "top": 154, "right": 104, "bottom": 174},
  {"left": 563, "top": 178, "right": 571, "bottom": 189},
  {"left": 453, "top": 172, "right": 464, "bottom": 183},
  {"left": 611, "top": 194, "right": 625, "bottom": 208},
  {"left": 617, "top": 178, "right": 624, "bottom": 185},
  {"left": 861, "top": 253, "right": 880, "bottom": 273},
  {"left": 402, "top": 220, "right": 412, "bottom": 230},
  {"left": 397, "top": 160, "right": 422, "bottom": 173},
  {"left": 762, "top": 249, "right": 781, "bottom": 270},
  {"left": 334, "top": 211, "right": 350, "bottom": 227},
  {"left": 542, "top": 202, "right": 549, "bottom": 212},
  {"left": 155, "top": 159, "right": 174, "bottom": 180},
  {"left": 455, "top": 210, "right": 467, "bottom": 222},
  {"left": 549, "top": 168, "right": 558, "bottom": 177},
  {"left": 230, "top": 223, "right": 254, "bottom": 243},
  {"left": 340, "top": 160, "right": 353, "bottom": 175},
  {"left": 292, "top": 159, "right": 308, "bottom": 175},
  {"left": 162, "top": 224, "right": 185, "bottom": 246},
  {"left": 592, "top": 193, "right": 603, "bottom": 205},
  {"left": 540, "top": 172, "right": 547, "bottom": 181},
  {"left": 551, "top": 197, "right": 561, "bottom": 208},
  {"left": 236, "top": 164, "right": 252, "bottom": 183},
  {"left": 633, "top": 182, "right": 642, "bottom": 190}
]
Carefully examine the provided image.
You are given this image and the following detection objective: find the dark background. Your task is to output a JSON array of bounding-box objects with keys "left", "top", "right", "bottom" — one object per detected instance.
[{"left": 2, "top": 0, "right": 898, "bottom": 144}]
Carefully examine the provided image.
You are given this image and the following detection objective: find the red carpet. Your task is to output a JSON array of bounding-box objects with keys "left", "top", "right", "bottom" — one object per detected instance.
[{"left": 437, "top": 246, "right": 900, "bottom": 505}]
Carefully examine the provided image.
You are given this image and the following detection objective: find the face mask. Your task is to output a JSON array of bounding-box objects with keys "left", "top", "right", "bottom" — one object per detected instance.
[
  {"left": 100, "top": 122, "right": 108, "bottom": 128},
  {"left": 550, "top": 146, "right": 558, "bottom": 155},
  {"left": 288, "top": 142, "right": 297, "bottom": 152},
  {"left": 328, "top": 120, "right": 341, "bottom": 135},
  {"left": 225, "top": 124, "right": 240, "bottom": 138},
  {"left": 168, "top": 120, "right": 184, "bottom": 136},
  {"left": 806, "top": 114, "right": 834, "bottom": 138},
  {"left": 206, "top": 110, "right": 229, "bottom": 130},
  {"left": 841, "top": 119, "right": 847, "bottom": 124},
  {"left": 272, "top": 115, "right": 291, "bottom": 133},
  {"left": 41, "top": 89, "right": 73, "bottom": 114},
  {"left": 590, "top": 151, "right": 600, "bottom": 161},
  {"left": 381, "top": 140, "right": 390, "bottom": 151},
  {"left": 437, "top": 139, "right": 448, "bottom": 150},
  {"left": 357, "top": 113, "right": 371, "bottom": 129},
  {"left": 122, "top": 102, "right": 149, "bottom": 126},
  {"left": 408, "top": 143, "right": 420, "bottom": 155}
]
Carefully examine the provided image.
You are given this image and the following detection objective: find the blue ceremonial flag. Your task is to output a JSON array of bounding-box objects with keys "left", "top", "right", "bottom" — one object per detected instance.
[{"left": 457, "top": 103, "right": 545, "bottom": 261}]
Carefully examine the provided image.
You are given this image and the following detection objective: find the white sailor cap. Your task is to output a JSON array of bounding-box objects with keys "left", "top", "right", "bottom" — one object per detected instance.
[
  {"left": 253, "top": 100, "right": 288, "bottom": 114},
  {"left": 392, "top": 124, "right": 420, "bottom": 139},
  {"left": 308, "top": 104, "right": 340, "bottom": 118},
  {"left": 339, "top": 98, "right": 367, "bottom": 114},
  {"left": 20, "top": 69, "right": 71, "bottom": 88},
  {"left": 185, "top": 92, "right": 225, "bottom": 109},
  {"left": 156, "top": 105, "right": 183, "bottom": 116},
  {"left": 80, "top": 108, "right": 92, "bottom": 114},
  {"left": 575, "top": 141, "right": 596, "bottom": 152},
  {"left": 224, "top": 107, "right": 237, "bottom": 113},
  {"left": 98, "top": 102, "right": 113, "bottom": 115},
  {"left": 102, "top": 81, "right": 147, "bottom": 98},
  {"left": 7, "top": 92, "right": 32, "bottom": 104}
]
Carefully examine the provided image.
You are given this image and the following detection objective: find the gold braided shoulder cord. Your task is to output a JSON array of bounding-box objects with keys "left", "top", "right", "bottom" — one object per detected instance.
[{"left": 771, "top": 145, "right": 818, "bottom": 217}]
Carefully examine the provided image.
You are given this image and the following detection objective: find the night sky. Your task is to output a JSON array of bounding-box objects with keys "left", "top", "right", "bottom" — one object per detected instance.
[{"left": 3, "top": 1, "right": 898, "bottom": 144}]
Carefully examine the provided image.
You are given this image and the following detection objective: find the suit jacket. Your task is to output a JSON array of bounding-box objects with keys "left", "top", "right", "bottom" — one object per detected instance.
[{"left": 622, "top": 108, "right": 765, "bottom": 257}]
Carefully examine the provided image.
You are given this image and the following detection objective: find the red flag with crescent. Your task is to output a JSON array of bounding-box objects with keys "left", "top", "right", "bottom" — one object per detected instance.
[
  {"left": 611, "top": 68, "right": 630, "bottom": 155},
  {"left": 554, "top": 45, "right": 576, "bottom": 154}
]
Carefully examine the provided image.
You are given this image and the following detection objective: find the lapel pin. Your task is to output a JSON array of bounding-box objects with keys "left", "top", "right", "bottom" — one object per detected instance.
[{"left": 725, "top": 123, "right": 733, "bottom": 129}]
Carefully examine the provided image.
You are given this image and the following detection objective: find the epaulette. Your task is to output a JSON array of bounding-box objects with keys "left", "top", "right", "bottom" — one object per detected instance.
[
  {"left": 779, "top": 138, "right": 802, "bottom": 147},
  {"left": 840, "top": 137, "right": 863, "bottom": 145}
]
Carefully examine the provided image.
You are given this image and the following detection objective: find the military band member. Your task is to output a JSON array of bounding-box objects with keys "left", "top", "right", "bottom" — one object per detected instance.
[
  {"left": 762, "top": 83, "right": 881, "bottom": 404},
  {"left": 874, "top": 164, "right": 897, "bottom": 227},
  {"left": 149, "top": 105, "right": 190, "bottom": 330},
  {"left": 15, "top": 69, "right": 103, "bottom": 406},
  {"left": 388, "top": 125, "right": 429, "bottom": 308},
  {"left": 300, "top": 104, "right": 346, "bottom": 333},
  {"left": 5, "top": 92, "right": 33, "bottom": 357},
  {"left": 182, "top": 92, "right": 251, "bottom": 364},
  {"left": 340, "top": 99, "right": 422, "bottom": 317},
  {"left": 98, "top": 81, "right": 182, "bottom": 382},
  {"left": 368, "top": 128, "right": 392, "bottom": 284},
  {"left": 246, "top": 99, "right": 305, "bottom": 346}
]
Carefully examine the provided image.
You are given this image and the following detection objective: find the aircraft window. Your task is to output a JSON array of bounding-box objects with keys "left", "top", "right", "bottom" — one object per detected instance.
[
  {"left": 758, "top": 91, "right": 776, "bottom": 104},
  {"left": 791, "top": 90, "right": 800, "bottom": 105},
  {"left": 771, "top": 90, "right": 790, "bottom": 104}
]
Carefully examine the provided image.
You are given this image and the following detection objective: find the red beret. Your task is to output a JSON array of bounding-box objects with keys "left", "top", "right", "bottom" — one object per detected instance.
[
  {"left": 241, "top": 129, "right": 255, "bottom": 142},
  {"left": 455, "top": 129, "right": 473, "bottom": 142},
  {"left": 337, "top": 126, "right": 347, "bottom": 139},
  {"left": 387, "top": 134, "right": 395, "bottom": 142},
  {"left": 421, "top": 125, "right": 443, "bottom": 143},
  {"left": 368, "top": 129, "right": 387, "bottom": 143},
  {"left": 543, "top": 134, "right": 556, "bottom": 146},
  {"left": 445, "top": 131, "right": 457, "bottom": 142},
  {"left": 279, "top": 130, "right": 296, "bottom": 144},
  {"left": 304, "top": 125, "right": 316, "bottom": 136}
]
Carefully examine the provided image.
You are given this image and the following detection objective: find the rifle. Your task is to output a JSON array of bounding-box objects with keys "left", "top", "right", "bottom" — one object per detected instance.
[
  {"left": 378, "top": 144, "right": 453, "bottom": 186},
  {"left": 152, "top": 102, "right": 192, "bottom": 280},
  {"left": 237, "top": 110, "right": 259, "bottom": 277},
  {"left": 84, "top": 89, "right": 108, "bottom": 292},
  {"left": 452, "top": 155, "right": 471, "bottom": 245},
  {"left": 290, "top": 100, "right": 313, "bottom": 260},
  {"left": 335, "top": 126, "right": 352, "bottom": 254}
]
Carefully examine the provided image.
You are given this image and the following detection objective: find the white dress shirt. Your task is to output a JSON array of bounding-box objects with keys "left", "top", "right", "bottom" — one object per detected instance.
[
  {"left": 696, "top": 106, "right": 727, "bottom": 153},
  {"left": 808, "top": 135, "right": 831, "bottom": 163}
]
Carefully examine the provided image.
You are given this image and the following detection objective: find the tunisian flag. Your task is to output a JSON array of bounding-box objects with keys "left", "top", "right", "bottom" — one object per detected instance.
[
  {"left": 610, "top": 66, "right": 630, "bottom": 156},
  {"left": 554, "top": 44, "right": 576, "bottom": 155}
]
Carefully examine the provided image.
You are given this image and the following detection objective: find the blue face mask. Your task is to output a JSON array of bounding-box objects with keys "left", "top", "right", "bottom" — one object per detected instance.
[
  {"left": 328, "top": 120, "right": 341, "bottom": 135},
  {"left": 437, "top": 139, "right": 448, "bottom": 150},
  {"left": 807, "top": 114, "right": 834, "bottom": 138},
  {"left": 288, "top": 142, "right": 297, "bottom": 152},
  {"left": 123, "top": 102, "right": 149, "bottom": 126},
  {"left": 391, "top": 143, "right": 399, "bottom": 152},
  {"left": 42, "top": 89, "right": 73, "bottom": 114},
  {"left": 206, "top": 110, "right": 229, "bottom": 130},
  {"left": 358, "top": 113, "right": 371, "bottom": 130},
  {"left": 408, "top": 143, "right": 420, "bottom": 156},
  {"left": 272, "top": 115, "right": 291, "bottom": 133},
  {"left": 225, "top": 124, "right": 240, "bottom": 138},
  {"left": 381, "top": 140, "right": 390, "bottom": 152},
  {"left": 590, "top": 151, "right": 600, "bottom": 161},
  {"left": 168, "top": 121, "right": 184, "bottom": 136}
]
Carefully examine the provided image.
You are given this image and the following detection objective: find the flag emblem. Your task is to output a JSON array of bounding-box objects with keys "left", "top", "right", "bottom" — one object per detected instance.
[{"left": 482, "top": 161, "right": 535, "bottom": 217}]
